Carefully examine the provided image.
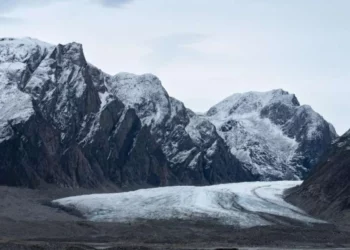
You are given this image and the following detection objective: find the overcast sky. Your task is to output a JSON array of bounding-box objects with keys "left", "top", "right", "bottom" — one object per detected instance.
[{"left": 1, "top": 0, "right": 349, "bottom": 134}]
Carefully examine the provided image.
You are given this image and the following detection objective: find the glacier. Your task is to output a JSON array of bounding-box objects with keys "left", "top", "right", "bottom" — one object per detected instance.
[{"left": 53, "top": 181, "right": 324, "bottom": 228}]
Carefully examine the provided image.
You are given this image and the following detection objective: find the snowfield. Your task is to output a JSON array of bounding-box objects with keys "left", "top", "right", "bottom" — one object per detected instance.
[{"left": 53, "top": 181, "right": 324, "bottom": 228}]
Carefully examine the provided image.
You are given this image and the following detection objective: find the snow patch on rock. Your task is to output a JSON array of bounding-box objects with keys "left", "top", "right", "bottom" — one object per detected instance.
[
  {"left": 204, "top": 89, "right": 335, "bottom": 180},
  {"left": 107, "top": 73, "right": 170, "bottom": 127},
  {"left": 0, "top": 61, "right": 34, "bottom": 142}
]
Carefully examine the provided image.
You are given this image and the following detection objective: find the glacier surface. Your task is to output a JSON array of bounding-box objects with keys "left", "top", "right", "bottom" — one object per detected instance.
[{"left": 53, "top": 181, "right": 324, "bottom": 228}]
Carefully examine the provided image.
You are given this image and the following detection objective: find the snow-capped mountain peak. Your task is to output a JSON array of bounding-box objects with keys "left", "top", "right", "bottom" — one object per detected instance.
[
  {"left": 0, "top": 37, "right": 337, "bottom": 188},
  {"left": 0, "top": 37, "right": 53, "bottom": 65},
  {"left": 207, "top": 89, "right": 299, "bottom": 117},
  {"left": 107, "top": 72, "right": 170, "bottom": 126},
  {"left": 0, "top": 38, "right": 52, "bottom": 143},
  {"left": 205, "top": 89, "right": 337, "bottom": 180}
]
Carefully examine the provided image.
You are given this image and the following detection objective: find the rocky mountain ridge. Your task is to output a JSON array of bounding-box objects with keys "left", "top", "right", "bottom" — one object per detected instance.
[
  {"left": 205, "top": 90, "right": 337, "bottom": 179},
  {"left": 287, "top": 129, "right": 350, "bottom": 223},
  {"left": 0, "top": 37, "right": 337, "bottom": 188}
]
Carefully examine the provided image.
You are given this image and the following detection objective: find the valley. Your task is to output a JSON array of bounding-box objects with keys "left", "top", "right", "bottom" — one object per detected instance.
[
  {"left": 53, "top": 181, "right": 321, "bottom": 227},
  {"left": 0, "top": 37, "right": 349, "bottom": 249},
  {"left": 0, "top": 183, "right": 350, "bottom": 250}
]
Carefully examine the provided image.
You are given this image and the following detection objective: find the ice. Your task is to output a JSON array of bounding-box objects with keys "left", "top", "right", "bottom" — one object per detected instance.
[{"left": 53, "top": 181, "right": 324, "bottom": 228}]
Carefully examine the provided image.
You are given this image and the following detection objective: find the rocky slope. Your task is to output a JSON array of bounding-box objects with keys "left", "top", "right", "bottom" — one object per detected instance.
[
  {"left": 0, "top": 38, "right": 169, "bottom": 188},
  {"left": 91, "top": 72, "right": 337, "bottom": 181},
  {"left": 0, "top": 37, "right": 337, "bottom": 188},
  {"left": 287, "top": 129, "right": 350, "bottom": 223}
]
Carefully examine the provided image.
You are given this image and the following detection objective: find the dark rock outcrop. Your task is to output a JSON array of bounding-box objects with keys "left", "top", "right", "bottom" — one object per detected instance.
[
  {"left": 286, "top": 129, "right": 350, "bottom": 223},
  {"left": 0, "top": 39, "right": 169, "bottom": 188}
]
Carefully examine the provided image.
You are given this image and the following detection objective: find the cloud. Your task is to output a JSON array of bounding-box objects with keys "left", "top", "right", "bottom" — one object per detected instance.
[
  {"left": 99, "top": 0, "right": 134, "bottom": 8},
  {"left": 0, "top": 0, "right": 57, "bottom": 13},
  {"left": 0, "top": 0, "right": 134, "bottom": 14},
  {"left": 0, "top": 16, "right": 21, "bottom": 24},
  {"left": 143, "top": 33, "right": 209, "bottom": 69},
  {"left": 0, "top": 0, "right": 22, "bottom": 13}
]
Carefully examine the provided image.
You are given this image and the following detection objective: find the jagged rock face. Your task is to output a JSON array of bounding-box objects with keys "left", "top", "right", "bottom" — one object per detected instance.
[
  {"left": 287, "top": 130, "right": 350, "bottom": 223},
  {"left": 87, "top": 65, "right": 336, "bottom": 182},
  {"left": 0, "top": 38, "right": 252, "bottom": 188},
  {"left": 205, "top": 90, "right": 337, "bottom": 180},
  {"left": 0, "top": 38, "right": 337, "bottom": 188},
  {"left": 0, "top": 38, "right": 169, "bottom": 188},
  {"left": 91, "top": 71, "right": 255, "bottom": 185}
]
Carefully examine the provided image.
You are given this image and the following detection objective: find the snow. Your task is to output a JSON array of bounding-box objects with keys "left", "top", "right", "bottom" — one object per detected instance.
[
  {"left": 53, "top": 181, "right": 324, "bottom": 227},
  {"left": 203, "top": 89, "right": 334, "bottom": 180},
  {"left": 299, "top": 105, "right": 332, "bottom": 140},
  {"left": 206, "top": 140, "right": 217, "bottom": 157},
  {"left": 207, "top": 89, "right": 298, "bottom": 117},
  {"left": 185, "top": 114, "right": 216, "bottom": 145},
  {"left": 185, "top": 116, "right": 205, "bottom": 144},
  {"left": 106, "top": 73, "right": 170, "bottom": 127},
  {"left": 25, "top": 57, "right": 57, "bottom": 97},
  {"left": 0, "top": 37, "right": 53, "bottom": 64},
  {"left": 73, "top": 77, "right": 86, "bottom": 98},
  {"left": 205, "top": 92, "right": 300, "bottom": 179},
  {"left": 0, "top": 38, "right": 57, "bottom": 142},
  {"left": 0, "top": 86, "right": 34, "bottom": 143},
  {"left": 169, "top": 97, "right": 186, "bottom": 120},
  {"left": 188, "top": 152, "right": 201, "bottom": 169},
  {"left": 170, "top": 147, "right": 197, "bottom": 164},
  {"left": 98, "top": 91, "right": 110, "bottom": 111},
  {"left": 0, "top": 39, "right": 47, "bottom": 142},
  {"left": 0, "top": 61, "right": 35, "bottom": 142},
  {"left": 0, "top": 37, "right": 337, "bottom": 182}
]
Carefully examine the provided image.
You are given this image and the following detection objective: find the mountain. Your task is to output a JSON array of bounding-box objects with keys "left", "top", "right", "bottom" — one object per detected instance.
[
  {"left": 0, "top": 37, "right": 336, "bottom": 188},
  {"left": 0, "top": 38, "right": 252, "bottom": 188},
  {"left": 205, "top": 90, "right": 337, "bottom": 180},
  {"left": 286, "top": 129, "right": 350, "bottom": 223},
  {"left": 91, "top": 71, "right": 253, "bottom": 185}
]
